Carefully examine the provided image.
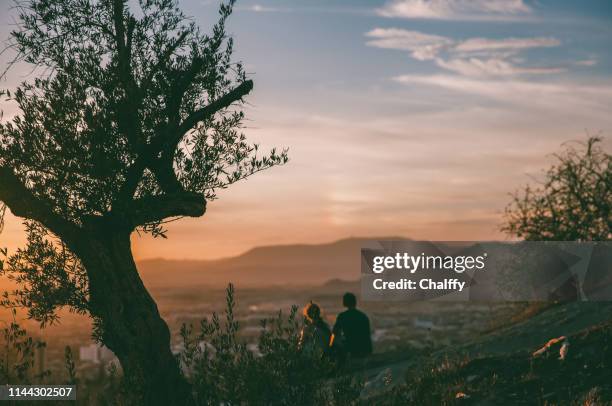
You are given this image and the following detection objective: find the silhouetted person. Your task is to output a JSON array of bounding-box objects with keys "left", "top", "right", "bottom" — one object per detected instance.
[
  {"left": 298, "top": 302, "right": 332, "bottom": 357},
  {"left": 332, "top": 293, "right": 372, "bottom": 359}
]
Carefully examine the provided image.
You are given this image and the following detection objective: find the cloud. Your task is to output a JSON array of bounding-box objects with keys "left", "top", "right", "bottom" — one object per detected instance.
[
  {"left": 238, "top": 4, "right": 283, "bottom": 12},
  {"left": 393, "top": 74, "right": 612, "bottom": 117},
  {"left": 377, "top": 0, "right": 532, "bottom": 21},
  {"left": 454, "top": 37, "right": 560, "bottom": 53},
  {"left": 365, "top": 28, "right": 563, "bottom": 76},
  {"left": 365, "top": 28, "right": 452, "bottom": 61},
  {"left": 436, "top": 57, "right": 564, "bottom": 76},
  {"left": 575, "top": 59, "right": 598, "bottom": 67}
]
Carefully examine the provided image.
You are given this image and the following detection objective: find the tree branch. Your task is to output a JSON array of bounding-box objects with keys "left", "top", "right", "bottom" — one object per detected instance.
[
  {"left": 0, "top": 166, "right": 81, "bottom": 240},
  {"left": 112, "top": 0, "right": 127, "bottom": 55},
  {"left": 175, "top": 79, "right": 253, "bottom": 144},
  {"left": 142, "top": 31, "right": 190, "bottom": 90},
  {"left": 150, "top": 159, "right": 183, "bottom": 194},
  {"left": 114, "top": 158, "right": 149, "bottom": 206},
  {"left": 128, "top": 192, "right": 206, "bottom": 227},
  {"left": 116, "top": 80, "right": 254, "bottom": 202}
]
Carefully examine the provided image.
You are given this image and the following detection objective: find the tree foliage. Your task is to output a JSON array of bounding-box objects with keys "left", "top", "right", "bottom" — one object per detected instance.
[
  {"left": 0, "top": 0, "right": 287, "bottom": 236},
  {"left": 0, "top": 1, "right": 287, "bottom": 401},
  {"left": 0, "top": 0, "right": 286, "bottom": 324},
  {"left": 0, "top": 222, "right": 89, "bottom": 326},
  {"left": 0, "top": 308, "right": 49, "bottom": 384},
  {"left": 502, "top": 137, "right": 611, "bottom": 241}
]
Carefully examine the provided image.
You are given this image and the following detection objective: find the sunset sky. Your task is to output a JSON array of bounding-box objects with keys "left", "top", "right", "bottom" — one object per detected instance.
[{"left": 1, "top": 0, "right": 611, "bottom": 260}]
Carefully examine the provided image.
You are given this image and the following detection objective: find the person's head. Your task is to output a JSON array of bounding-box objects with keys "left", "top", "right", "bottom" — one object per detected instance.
[
  {"left": 303, "top": 301, "right": 322, "bottom": 323},
  {"left": 343, "top": 292, "right": 357, "bottom": 309}
]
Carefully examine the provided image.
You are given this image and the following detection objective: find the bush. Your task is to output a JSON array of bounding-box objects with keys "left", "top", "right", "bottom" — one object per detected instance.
[
  {"left": 0, "top": 308, "right": 49, "bottom": 384},
  {"left": 1, "top": 285, "right": 363, "bottom": 405},
  {"left": 502, "top": 136, "right": 611, "bottom": 241},
  {"left": 180, "top": 284, "right": 362, "bottom": 405}
]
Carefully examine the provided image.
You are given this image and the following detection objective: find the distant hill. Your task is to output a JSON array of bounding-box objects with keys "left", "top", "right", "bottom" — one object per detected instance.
[{"left": 138, "top": 237, "right": 407, "bottom": 289}]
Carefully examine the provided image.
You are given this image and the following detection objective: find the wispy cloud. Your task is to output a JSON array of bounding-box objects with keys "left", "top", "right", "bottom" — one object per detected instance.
[
  {"left": 377, "top": 0, "right": 532, "bottom": 21},
  {"left": 236, "top": 4, "right": 285, "bottom": 13},
  {"left": 365, "top": 28, "right": 452, "bottom": 60},
  {"left": 454, "top": 37, "right": 560, "bottom": 53},
  {"left": 235, "top": 3, "right": 372, "bottom": 15},
  {"left": 435, "top": 58, "right": 564, "bottom": 76},
  {"left": 366, "top": 28, "right": 562, "bottom": 76},
  {"left": 393, "top": 74, "right": 612, "bottom": 117},
  {"left": 575, "top": 59, "right": 598, "bottom": 67}
]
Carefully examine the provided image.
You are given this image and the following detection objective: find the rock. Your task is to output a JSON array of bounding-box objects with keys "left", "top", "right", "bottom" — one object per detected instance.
[
  {"left": 532, "top": 336, "right": 567, "bottom": 358},
  {"left": 456, "top": 392, "right": 470, "bottom": 399},
  {"left": 559, "top": 340, "right": 569, "bottom": 360}
]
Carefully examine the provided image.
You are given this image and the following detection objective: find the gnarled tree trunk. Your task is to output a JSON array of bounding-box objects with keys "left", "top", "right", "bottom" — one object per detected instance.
[{"left": 75, "top": 229, "right": 192, "bottom": 405}]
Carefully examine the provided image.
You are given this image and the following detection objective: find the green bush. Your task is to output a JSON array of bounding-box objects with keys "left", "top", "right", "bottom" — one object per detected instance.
[
  {"left": 180, "top": 284, "right": 362, "bottom": 405},
  {"left": 1, "top": 285, "right": 363, "bottom": 405}
]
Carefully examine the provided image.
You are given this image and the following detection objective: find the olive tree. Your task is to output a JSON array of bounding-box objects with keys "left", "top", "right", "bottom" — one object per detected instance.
[
  {"left": 0, "top": 0, "right": 286, "bottom": 403},
  {"left": 502, "top": 137, "right": 610, "bottom": 241}
]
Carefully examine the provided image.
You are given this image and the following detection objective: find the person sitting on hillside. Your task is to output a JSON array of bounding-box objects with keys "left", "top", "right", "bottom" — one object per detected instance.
[
  {"left": 298, "top": 302, "right": 332, "bottom": 357},
  {"left": 331, "top": 293, "right": 372, "bottom": 359}
]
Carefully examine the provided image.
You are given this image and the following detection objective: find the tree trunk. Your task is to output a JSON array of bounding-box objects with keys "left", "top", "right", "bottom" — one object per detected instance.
[{"left": 74, "top": 229, "right": 193, "bottom": 405}]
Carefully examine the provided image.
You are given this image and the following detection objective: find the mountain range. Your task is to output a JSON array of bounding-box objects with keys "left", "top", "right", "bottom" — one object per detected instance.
[{"left": 138, "top": 237, "right": 406, "bottom": 289}]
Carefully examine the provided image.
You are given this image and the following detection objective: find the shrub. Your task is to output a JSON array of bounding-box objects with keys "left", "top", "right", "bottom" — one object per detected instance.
[
  {"left": 0, "top": 284, "right": 363, "bottom": 405},
  {"left": 179, "top": 284, "right": 362, "bottom": 405}
]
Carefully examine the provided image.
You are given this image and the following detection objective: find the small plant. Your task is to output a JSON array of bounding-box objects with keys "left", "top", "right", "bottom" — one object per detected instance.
[
  {"left": 0, "top": 285, "right": 363, "bottom": 405},
  {"left": 179, "top": 284, "right": 362, "bottom": 405},
  {"left": 0, "top": 308, "right": 49, "bottom": 384},
  {"left": 64, "top": 346, "right": 77, "bottom": 385}
]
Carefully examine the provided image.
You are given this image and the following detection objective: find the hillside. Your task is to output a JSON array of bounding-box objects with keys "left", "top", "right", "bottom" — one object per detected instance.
[
  {"left": 363, "top": 301, "right": 612, "bottom": 404},
  {"left": 138, "top": 237, "right": 407, "bottom": 289}
]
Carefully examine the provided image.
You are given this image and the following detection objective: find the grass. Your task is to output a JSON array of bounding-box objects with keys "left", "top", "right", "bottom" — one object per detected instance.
[{"left": 377, "top": 320, "right": 612, "bottom": 405}]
